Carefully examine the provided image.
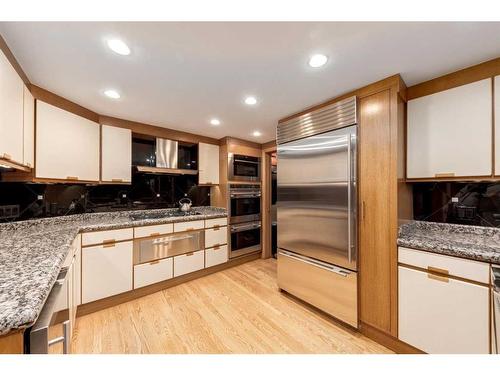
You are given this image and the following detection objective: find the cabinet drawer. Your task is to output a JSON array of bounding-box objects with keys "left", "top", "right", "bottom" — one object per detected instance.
[
  {"left": 399, "top": 266, "right": 489, "bottom": 353},
  {"left": 205, "top": 217, "right": 228, "bottom": 229},
  {"left": 134, "top": 223, "right": 173, "bottom": 238},
  {"left": 173, "top": 250, "right": 204, "bottom": 277},
  {"left": 205, "top": 245, "right": 228, "bottom": 268},
  {"left": 173, "top": 220, "right": 204, "bottom": 233},
  {"left": 205, "top": 226, "right": 228, "bottom": 248},
  {"left": 398, "top": 247, "right": 489, "bottom": 284},
  {"left": 134, "top": 258, "right": 173, "bottom": 289},
  {"left": 82, "top": 240, "right": 133, "bottom": 304},
  {"left": 82, "top": 228, "right": 133, "bottom": 246}
]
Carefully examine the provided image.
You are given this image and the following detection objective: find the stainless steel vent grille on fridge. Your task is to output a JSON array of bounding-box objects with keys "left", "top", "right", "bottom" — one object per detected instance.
[{"left": 277, "top": 96, "right": 357, "bottom": 145}]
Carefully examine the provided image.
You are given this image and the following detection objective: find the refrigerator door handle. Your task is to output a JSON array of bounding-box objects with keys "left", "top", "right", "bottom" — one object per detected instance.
[
  {"left": 279, "top": 250, "right": 350, "bottom": 277},
  {"left": 347, "top": 134, "right": 352, "bottom": 264}
]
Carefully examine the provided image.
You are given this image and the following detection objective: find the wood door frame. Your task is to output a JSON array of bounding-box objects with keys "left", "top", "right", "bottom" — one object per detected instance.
[{"left": 261, "top": 142, "right": 277, "bottom": 259}]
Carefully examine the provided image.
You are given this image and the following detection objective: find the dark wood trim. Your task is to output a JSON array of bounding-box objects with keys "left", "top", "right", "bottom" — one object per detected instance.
[
  {"left": 219, "top": 136, "right": 262, "bottom": 149},
  {"left": 359, "top": 322, "right": 424, "bottom": 354},
  {"left": 99, "top": 115, "right": 219, "bottom": 145},
  {"left": 77, "top": 252, "right": 261, "bottom": 317},
  {"left": 0, "top": 33, "right": 30, "bottom": 86},
  {"left": 30, "top": 85, "right": 100, "bottom": 123},
  {"left": 407, "top": 57, "right": 500, "bottom": 100},
  {"left": 279, "top": 74, "right": 403, "bottom": 123}
]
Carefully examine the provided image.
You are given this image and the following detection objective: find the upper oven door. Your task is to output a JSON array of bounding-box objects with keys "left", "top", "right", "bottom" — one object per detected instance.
[
  {"left": 230, "top": 193, "right": 261, "bottom": 224},
  {"left": 229, "top": 153, "right": 261, "bottom": 181}
]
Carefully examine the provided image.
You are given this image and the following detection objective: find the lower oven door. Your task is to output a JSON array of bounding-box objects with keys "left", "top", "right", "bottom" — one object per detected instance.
[
  {"left": 230, "top": 195, "right": 261, "bottom": 224},
  {"left": 229, "top": 221, "right": 261, "bottom": 258},
  {"left": 26, "top": 265, "right": 74, "bottom": 354}
]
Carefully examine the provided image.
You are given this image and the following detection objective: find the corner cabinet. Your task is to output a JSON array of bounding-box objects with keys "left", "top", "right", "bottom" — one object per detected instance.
[
  {"left": 23, "top": 86, "right": 35, "bottom": 168},
  {"left": 407, "top": 78, "right": 492, "bottom": 179},
  {"left": 198, "top": 142, "right": 220, "bottom": 185},
  {"left": 0, "top": 48, "right": 24, "bottom": 164},
  {"left": 36, "top": 100, "right": 100, "bottom": 182},
  {"left": 101, "top": 125, "right": 132, "bottom": 183}
]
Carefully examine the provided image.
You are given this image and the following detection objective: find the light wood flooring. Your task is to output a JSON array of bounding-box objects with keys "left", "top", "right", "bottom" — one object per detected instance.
[{"left": 71, "top": 258, "right": 391, "bottom": 354}]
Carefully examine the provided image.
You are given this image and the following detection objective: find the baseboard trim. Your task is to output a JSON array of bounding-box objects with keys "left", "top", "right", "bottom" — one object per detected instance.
[
  {"left": 359, "top": 321, "right": 425, "bottom": 354},
  {"left": 77, "top": 252, "right": 261, "bottom": 317}
]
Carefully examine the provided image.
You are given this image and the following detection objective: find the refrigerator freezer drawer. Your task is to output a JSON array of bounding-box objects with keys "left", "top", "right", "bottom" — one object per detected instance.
[{"left": 277, "top": 250, "right": 358, "bottom": 328}]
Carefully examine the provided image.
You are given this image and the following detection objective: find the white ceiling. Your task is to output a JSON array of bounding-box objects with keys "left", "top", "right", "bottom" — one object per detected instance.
[{"left": 1, "top": 22, "right": 500, "bottom": 142}]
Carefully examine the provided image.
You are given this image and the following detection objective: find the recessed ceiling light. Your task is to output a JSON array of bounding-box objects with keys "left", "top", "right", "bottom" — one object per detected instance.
[
  {"left": 107, "top": 39, "right": 130, "bottom": 56},
  {"left": 244, "top": 96, "right": 257, "bottom": 106},
  {"left": 210, "top": 118, "right": 221, "bottom": 126},
  {"left": 308, "top": 54, "right": 328, "bottom": 68},
  {"left": 253, "top": 131, "right": 262, "bottom": 137},
  {"left": 104, "top": 89, "right": 120, "bottom": 99}
]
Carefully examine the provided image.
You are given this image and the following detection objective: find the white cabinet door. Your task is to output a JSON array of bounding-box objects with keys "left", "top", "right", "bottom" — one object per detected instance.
[
  {"left": 81, "top": 240, "right": 133, "bottom": 304},
  {"left": 0, "top": 49, "right": 24, "bottom": 164},
  {"left": 101, "top": 125, "right": 131, "bottom": 183},
  {"left": 399, "top": 266, "right": 489, "bottom": 353},
  {"left": 198, "top": 143, "right": 219, "bottom": 184},
  {"left": 23, "top": 85, "right": 34, "bottom": 167},
  {"left": 495, "top": 76, "right": 500, "bottom": 176},
  {"left": 134, "top": 258, "right": 173, "bottom": 289},
  {"left": 407, "top": 79, "right": 492, "bottom": 178},
  {"left": 36, "top": 101, "right": 100, "bottom": 181}
]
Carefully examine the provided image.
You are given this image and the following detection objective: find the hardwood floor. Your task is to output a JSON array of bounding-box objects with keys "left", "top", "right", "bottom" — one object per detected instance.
[{"left": 71, "top": 259, "right": 392, "bottom": 354}]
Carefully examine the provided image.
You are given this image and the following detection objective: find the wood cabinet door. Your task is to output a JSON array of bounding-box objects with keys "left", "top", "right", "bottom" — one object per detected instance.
[
  {"left": 101, "top": 125, "right": 132, "bottom": 183},
  {"left": 36, "top": 101, "right": 100, "bottom": 181},
  {"left": 399, "top": 266, "right": 489, "bottom": 353},
  {"left": 23, "top": 85, "right": 35, "bottom": 167},
  {"left": 198, "top": 142, "right": 220, "bottom": 184},
  {"left": 495, "top": 76, "right": 500, "bottom": 176},
  {"left": 0, "top": 49, "right": 24, "bottom": 164},
  {"left": 407, "top": 79, "right": 492, "bottom": 179},
  {"left": 81, "top": 240, "right": 133, "bottom": 304},
  {"left": 359, "top": 90, "right": 393, "bottom": 333}
]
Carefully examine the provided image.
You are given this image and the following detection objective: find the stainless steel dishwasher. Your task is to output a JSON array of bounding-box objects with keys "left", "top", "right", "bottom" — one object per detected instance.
[
  {"left": 492, "top": 265, "right": 500, "bottom": 354},
  {"left": 133, "top": 229, "right": 205, "bottom": 264}
]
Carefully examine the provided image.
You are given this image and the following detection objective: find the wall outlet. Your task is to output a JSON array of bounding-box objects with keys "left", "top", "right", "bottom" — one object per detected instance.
[{"left": 451, "top": 197, "right": 459, "bottom": 203}]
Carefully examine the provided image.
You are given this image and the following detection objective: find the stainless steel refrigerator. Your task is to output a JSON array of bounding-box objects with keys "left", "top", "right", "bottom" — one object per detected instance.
[{"left": 277, "top": 96, "right": 358, "bottom": 328}]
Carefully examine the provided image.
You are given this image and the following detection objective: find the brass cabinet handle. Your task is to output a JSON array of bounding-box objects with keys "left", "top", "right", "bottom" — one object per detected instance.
[
  {"left": 427, "top": 266, "right": 449, "bottom": 276},
  {"left": 112, "top": 178, "right": 123, "bottom": 182},
  {"left": 435, "top": 173, "right": 455, "bottom": 178},
  {"left": 428, "top": 273, "right": 449, "bottom": 283},
  {"left": 185, "top": 252, "right": 194, "bottom": 256},
  {"left": 213, "top": 245, "right": 221, "bottom": 250},
  {"left": 149, "top": 260, "right": 160, "bottom": 265},
  {"left": 149, "top": 232, "right": 160, "bottom": 237},
  {"left": 102, "top": 239, "right": 115, "bottom": 247},
  {"left": 66, "top": 176, "right": 79, "bottom": 181},
  {"left": 212, "top": 226, "right": 221, "bottom": 231},
  {"left": 185, "top": 228, "right": 195, "bottom": 231}
]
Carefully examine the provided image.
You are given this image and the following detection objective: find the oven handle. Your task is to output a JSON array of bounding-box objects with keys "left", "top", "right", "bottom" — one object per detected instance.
[
  {"left": 233, "top": 159, "right": 260, "bottom": 164},
  {"left": 230, "top": 193, "right": 261, "bottom": 198},
  {"left": 230, "top": 222, "right": 261, "bottom": 233}
]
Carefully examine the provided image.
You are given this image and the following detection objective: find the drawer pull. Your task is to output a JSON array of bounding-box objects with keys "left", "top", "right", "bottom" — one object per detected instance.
[
  {"left": 212, "top": 226, "right": 221, "bottom": 231},
  {"left": 149, "top": 260, "right": 160, "bottom": 265},
  {"left": 185, "top": 228, "right": 195, "bottom": 231},
  {"left": 112, "top": 178, "right": 123, "bottom": 182},
  {"left": 102, "top": 239, "right": 115, "bottom": 247},
  {"left": 434, "top": 173, "right": 455, "bottom": 178},
  {"left": 150, "top": 232, "right": 161, "bottom": 237},
  {"left": 66, "top": 176, "right": 79, "bottom": 181},
  {"left": 427, "top": 266, "right": 449, "bottom": 276},
  {"left": 213, "top": 245, "right": 221, "bottom": 250},
  {"left": 2, "top": 153, "right": 12, "bottom": 160},
  {"left": 185, "top": 252, "right": 194, "bottom": 256},
  {"left": 428, "top": 273, "right": 449, "bottom": 283}
]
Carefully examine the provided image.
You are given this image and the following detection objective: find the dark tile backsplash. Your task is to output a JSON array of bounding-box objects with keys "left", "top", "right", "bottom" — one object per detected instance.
[
  {"left": 413, "top": 182, "right": 500, "bottom": 228},
  {"left": 0, "top": 173, "right": 210, "bottom": 222}
]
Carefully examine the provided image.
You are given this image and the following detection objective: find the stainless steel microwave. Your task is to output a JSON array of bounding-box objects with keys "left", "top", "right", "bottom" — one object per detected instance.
[{"left": 228, "top": 153, "right": 261, "bottom": 182}]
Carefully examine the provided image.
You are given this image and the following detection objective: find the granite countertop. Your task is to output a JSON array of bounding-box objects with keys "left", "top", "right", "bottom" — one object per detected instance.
[
  {"left": 0, "top": 206, "right": 226, "bottom": 336},
  {"left": 398, "top": 220, "right": 500, "bottom": 265}
]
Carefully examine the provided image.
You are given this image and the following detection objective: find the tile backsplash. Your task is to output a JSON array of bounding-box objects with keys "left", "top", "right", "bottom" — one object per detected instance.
[
  {"left": 0, "top": 173, "right": 210, "bottom": 222},
  {"left": 413, "top": 182, "right": 500, "bottom": 227}
]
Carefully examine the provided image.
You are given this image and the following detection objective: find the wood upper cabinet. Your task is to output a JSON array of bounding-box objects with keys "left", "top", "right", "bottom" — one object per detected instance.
[
  {"left": 23, "top": 85, "right": 35, "bottom": 167},
  {"left": 101, "top": 124, "right": 132, "bottom": 183},
  {"left": 36, "top": 100, "right": 100, "bottom": 181},
  {"left": 359, "top": 90, "right": 394, "bottom": 334},
  {"left": 495, "top": 76, "right": 500, "bottom": 176},
  {"left": 407, "top": 78, "right": 492, "bottom": 179},
  {"left": 0, "top": 49, "right": 24, "bottom": 164},
  {"left": 198, "top": 142, "right": 220, "bottom": 184}
]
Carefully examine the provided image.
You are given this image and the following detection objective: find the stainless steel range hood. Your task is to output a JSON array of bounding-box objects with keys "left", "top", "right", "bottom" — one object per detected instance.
[{"left": 135, "top": 138, "right": 198, "bottom": 175}]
